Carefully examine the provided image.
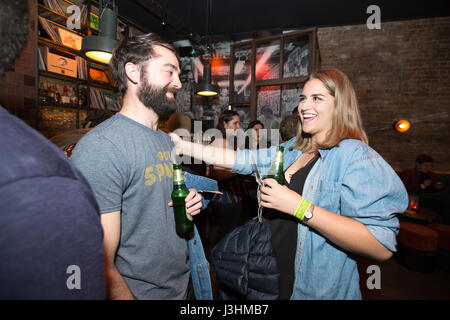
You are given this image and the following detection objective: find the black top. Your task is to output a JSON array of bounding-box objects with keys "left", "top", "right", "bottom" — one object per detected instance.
[{"left": 268, "top": 155, "right": 319, "bottom": 300}]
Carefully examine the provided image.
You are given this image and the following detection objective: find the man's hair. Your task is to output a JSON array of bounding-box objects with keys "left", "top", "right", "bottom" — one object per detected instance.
[
  {"left": 293, "top": 69, "right": 368, "bottom": 152},
  {"left": 416, "top": 154, "right": 434, "bottom": 164},
  {"left": 0, "top": 0, "right": 29, "bottom": 79},
  {"left": 109, "top": 33, "right": 178, "bottom": 96},
  {"left": 280, "top": 114, "right": 300, "bottom": 142}
]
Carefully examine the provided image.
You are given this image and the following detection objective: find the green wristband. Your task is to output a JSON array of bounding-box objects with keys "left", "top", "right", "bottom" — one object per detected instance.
[{"left": 294, "top": 198, "right": 311, "bottom": 221}]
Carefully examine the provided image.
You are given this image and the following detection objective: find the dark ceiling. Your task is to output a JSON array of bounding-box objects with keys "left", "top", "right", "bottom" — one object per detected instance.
[{"left": 118, "top": 0, "right": 450, "bottom": 44}]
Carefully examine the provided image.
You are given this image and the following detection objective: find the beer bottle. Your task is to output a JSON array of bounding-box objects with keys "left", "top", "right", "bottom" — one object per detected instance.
[
  {"left": 266, "top": 145, "right": 285, "bottom": 185},
  {"left": 171, "top": 163, "right": 194, "bottom": 239}
]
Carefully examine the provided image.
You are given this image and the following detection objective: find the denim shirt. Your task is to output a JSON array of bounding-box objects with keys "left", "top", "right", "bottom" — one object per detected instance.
[
  {"left": 184, "top": 172, "right": 217, "bottom": 300},
  {"left": 232, "top": 138, "right": 408, "bottom": 299}
]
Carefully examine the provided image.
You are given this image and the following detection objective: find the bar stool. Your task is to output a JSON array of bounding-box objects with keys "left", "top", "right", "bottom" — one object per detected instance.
[
  {"left": 428, "top": 223, "right": 450, "bottom": 272},
  {"left": 395, "top": 221, "right": 439, "bottom": 273}
]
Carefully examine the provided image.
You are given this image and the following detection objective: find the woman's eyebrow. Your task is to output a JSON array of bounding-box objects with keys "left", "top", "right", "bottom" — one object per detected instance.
[{"left": 299, "top": 93, "right": 326, "bottom": 97}]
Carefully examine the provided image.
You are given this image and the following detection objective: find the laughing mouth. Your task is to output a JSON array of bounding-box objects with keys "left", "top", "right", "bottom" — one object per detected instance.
[{"left": 302, "top": 114, "right": 317, "bottom": 122}]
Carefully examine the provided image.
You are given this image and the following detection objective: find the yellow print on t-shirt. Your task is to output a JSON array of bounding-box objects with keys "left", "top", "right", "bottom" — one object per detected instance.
[{"left": 144, "top": 151, "right": 173, "bottom": 186}]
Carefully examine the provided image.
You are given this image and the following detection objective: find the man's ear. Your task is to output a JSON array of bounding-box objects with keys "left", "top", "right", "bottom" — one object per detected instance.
[{"left": 125, "top": 62, "right": 140, "bottom": 85}]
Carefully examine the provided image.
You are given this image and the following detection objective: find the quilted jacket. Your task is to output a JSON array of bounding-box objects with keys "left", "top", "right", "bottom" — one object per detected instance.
[{"left": 210, "top": 218, "right": 280, "bottom": 300}]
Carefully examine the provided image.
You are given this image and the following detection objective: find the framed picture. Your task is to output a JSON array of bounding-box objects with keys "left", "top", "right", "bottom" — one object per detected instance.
[
  {"left": 283, "top": 35, "right": 309, "bottom": 78},
  {"left": 58, "top": 27, "right": 82, "bottom": 51},
  {"left": 232, "top": 45, "right": 252, "bottom": 103},
  {"left": 89, "top": 67, "right": 109, "bottom": 83},
  {"left": 255, "top": 40, "right": 281, "bottom": 81},
  {"left": 46, "top": 46, "right": 77, "bottom": 78}
]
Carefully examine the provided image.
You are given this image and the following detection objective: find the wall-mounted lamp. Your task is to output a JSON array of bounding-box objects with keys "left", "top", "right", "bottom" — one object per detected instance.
[
  {"left": 394, "top": 119, "right": 411, "bottom": 132},
  {"left": 196, "top": 62, "right": 219, "bottom": 96},
  {"left": 81, "top": 0, "right": 117, "bottom": 64}
]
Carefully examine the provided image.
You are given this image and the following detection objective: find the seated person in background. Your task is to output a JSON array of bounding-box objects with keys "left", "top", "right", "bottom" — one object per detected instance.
[
  {"left": 280, "top": 114, "right": 301, "bottom": 143},
  {"left": 400, "top": 154, "right": 449, "bottom": 224},
  {"left": 0, "top": 0, "right": 105, "bottom": 299},
  {"left": 243, "top": 120, "right": 264, "bottom": 150},
  {"left": 400, "top": 154, "right": 440, "bottom": 195}
]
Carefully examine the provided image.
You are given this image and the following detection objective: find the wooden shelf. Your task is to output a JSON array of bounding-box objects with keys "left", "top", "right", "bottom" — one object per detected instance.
[
  {"left": 39, "top": 69, "right": 84, "bottom": 84},
  {"left": 36, "top": 0, "right": 140, "bottom": 134}
]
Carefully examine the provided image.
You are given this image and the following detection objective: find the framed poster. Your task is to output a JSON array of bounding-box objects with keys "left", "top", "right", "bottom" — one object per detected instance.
[
  {"left": 255, "top": 40, "right": 280, "bottom": 81},
  {"left": 58, "top": 27, "right": 82, "bottom": 51},
  {"left": 232, "top": 45, "right": 252, "bottom": 103}
]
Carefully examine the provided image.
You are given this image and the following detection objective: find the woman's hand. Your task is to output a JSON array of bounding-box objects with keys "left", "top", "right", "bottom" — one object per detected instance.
[
  {"left": 169, "top": 132, "right": 183, "bottom": 155},
  {"left": 260, "top": 178, "right": 302, "bottom": 216},
  {"left": 168, "top": 189, "right": 203, "bottom": 216}
]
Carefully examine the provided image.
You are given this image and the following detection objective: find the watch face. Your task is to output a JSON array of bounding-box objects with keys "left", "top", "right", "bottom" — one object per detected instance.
[
  {"left": 305, "top": 210, "right": 312, "bottom": 219},
  {"left": 305, "top": 208, "right": 313, "bottom": 219}
]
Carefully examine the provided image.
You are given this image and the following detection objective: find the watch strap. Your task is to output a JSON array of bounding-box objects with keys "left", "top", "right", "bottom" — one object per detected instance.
[{"left": 293, "top": 198, "right": 312, "bottom": 221}]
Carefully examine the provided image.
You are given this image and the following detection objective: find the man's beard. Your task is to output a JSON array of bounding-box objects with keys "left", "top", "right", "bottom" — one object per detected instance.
[{"left": 137, "top": 72, "right": 178, "bottom": 120}]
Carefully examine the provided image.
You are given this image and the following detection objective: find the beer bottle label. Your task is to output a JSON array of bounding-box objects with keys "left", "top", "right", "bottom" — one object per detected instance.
[
  {"left": 173, "top": 169, "right": 184, "bottom": 184},
  {"left": 273, "top": 151, "right": 283, "bottom": 164}
]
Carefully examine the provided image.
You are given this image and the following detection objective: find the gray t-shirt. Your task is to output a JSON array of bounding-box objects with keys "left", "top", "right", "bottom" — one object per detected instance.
[{"left": 72, "top": 113, "right": 190, "bottom": 299}]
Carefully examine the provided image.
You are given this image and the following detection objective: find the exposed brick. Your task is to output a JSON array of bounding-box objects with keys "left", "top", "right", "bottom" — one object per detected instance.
[{"left": 318, "top": 16, "right": 450, "bottom": 172}]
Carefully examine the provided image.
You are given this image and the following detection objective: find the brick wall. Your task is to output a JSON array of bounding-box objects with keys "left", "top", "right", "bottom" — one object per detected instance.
[
  {"left": 318, "top": 17, "right": 450, "bottom": 172},
  {"left": 0, "top": 0, "right": 37, "bottom": 129}
]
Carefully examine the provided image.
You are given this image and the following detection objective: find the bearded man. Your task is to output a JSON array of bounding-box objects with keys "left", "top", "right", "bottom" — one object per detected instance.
[{"left": 71, "top": 34, "right": 213, "bottom": 300}]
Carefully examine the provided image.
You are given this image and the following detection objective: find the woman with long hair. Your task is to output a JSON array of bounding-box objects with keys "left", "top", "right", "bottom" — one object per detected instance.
[
  {"left": 170, "top": 69, "right": 407, "bottom": 299},
  {"left": 211, "top": 109, "right": 241, "bottom": 150}
]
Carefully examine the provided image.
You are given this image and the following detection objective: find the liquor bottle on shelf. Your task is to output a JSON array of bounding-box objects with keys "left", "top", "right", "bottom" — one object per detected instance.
[
  {"left": 47, "top": 83, "right": 55, "bottom": 103},
  {"left": 39, "top": 81, "right": 48, "bottom": 104},
  {"left": 61, "top": 86, "right": 70, "bottom": 105},
  {"left": 53, "top": 85, "right": 60, "bottom": 104},
  {"left": 69, "top": 87, "right": 78, "bottom": 106},
  {"left": 78, "top": 87, "right": 86, "bottom": 107}
]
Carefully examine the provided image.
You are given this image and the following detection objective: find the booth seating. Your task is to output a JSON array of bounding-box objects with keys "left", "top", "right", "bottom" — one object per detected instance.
[
  {"left": 428, "top": 224, "right": 450, "bottom": 272},
  {"left": 395, "top": 222, "right": 438, "bottom": 273}
]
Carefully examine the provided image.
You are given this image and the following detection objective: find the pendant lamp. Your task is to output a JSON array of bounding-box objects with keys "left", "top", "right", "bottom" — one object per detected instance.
[
  {"left": 81, "top": 0, "right": 117, "bottom": 64},
  {"left": 196, "top": 61, "right": 219, "bottom": 96},
  {"left": 195, "top": 0, "right": 218, "bottom": 96}
]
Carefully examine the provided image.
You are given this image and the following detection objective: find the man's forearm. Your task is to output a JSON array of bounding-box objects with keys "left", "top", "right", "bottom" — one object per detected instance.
[{"left": 105, "top": 266, "right": 134, "bottom": 300}]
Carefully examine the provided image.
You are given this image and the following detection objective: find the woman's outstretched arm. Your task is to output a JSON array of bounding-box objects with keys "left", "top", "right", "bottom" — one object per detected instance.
[{"left": 169, "top": 133, "right": 237, "bottom": 169}]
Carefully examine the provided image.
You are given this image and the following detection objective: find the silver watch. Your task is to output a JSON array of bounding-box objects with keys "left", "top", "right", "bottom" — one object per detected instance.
[{"left": 302, "top": 204, "right": 315, "bottom": 224}]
